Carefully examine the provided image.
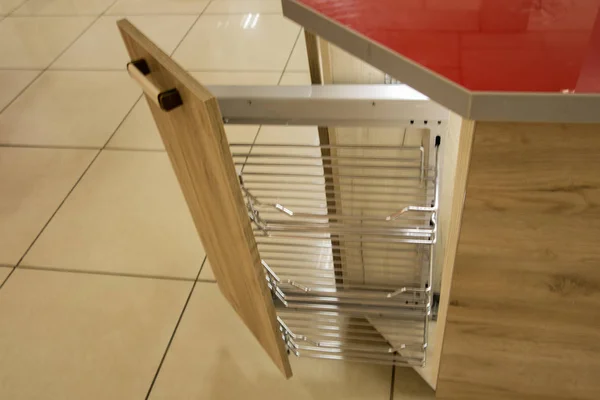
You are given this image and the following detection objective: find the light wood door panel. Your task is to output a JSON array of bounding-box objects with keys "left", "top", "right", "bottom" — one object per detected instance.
[{"left": 118, "top": 19, "right": 292, "bottom": 378}]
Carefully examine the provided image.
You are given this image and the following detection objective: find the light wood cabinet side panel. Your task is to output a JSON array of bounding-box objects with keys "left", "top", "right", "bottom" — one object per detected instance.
[{"left": 437, "top": 122, "right": 600, "bottom": 399}]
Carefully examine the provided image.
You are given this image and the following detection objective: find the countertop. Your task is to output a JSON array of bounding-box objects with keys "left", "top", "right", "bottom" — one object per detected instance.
[{"left": 283, "top": 0, "right": 600, "bottom": 123}]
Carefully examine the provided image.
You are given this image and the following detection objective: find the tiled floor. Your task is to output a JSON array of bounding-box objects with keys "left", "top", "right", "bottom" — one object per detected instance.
[{"left": 0, "top": 0, "right": 434, "bottom": 398}]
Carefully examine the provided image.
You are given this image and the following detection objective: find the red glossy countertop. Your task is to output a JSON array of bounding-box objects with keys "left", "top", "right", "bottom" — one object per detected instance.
[
  {"left": 283, "top": 0, "right": 600, "bottom": 122},
  {"left": 293, "top": 0, "right": 600, "bottom": 94}
]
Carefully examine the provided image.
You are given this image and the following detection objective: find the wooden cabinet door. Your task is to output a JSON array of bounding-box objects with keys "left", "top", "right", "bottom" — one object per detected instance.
[{"left": 118, "top": 19, "right": 292, "bottom": 378}]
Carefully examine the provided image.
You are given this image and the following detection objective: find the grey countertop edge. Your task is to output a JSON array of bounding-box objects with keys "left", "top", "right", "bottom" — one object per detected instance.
[{"left": 283, "top": 0, "right": 600, "bottom": 124}]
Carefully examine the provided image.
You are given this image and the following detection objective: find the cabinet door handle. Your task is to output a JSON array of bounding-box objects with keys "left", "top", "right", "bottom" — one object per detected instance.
[{"left": 126, "top": 59, "right": 183, "bottom": 111}]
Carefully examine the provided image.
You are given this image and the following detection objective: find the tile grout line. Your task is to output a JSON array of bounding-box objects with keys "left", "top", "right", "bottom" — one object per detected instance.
[
  {"left": 0, "top": 67, "right": 298, "bottom": 72},
  {"left": 277, "top": 27, "right": 303, "bottom": 85},
  {"left": 111, "top": 11, "right": 283, "bottom": 17},
  {"left": 0, "top": 71, "right": 42, "bottom": 115},
  {"left": 2, "top": 0, "right": 218, "bottom": 289},
  {"left": 0, "top": 2, "right": 265, "bottom": 291},
  {"left": 18, "top": 264, "right": 200, "bottom": 283},
  {"left": 0, "top": 67, "right": 41, "bottom": 71},
  {"left": 164, "top": 3, "right": 208, "bottom": 57},
  {"left": 8, "top": 13, "right": 110, "bottom": 17},
  {"left": 101, "top": 3, "right": 209, "bottom": 150},
  {"left": 14, "top": 150, "right": 102, "bottom": 269},
  {"left": 238, "top": 26, "right": 305, "bottom": 170},
  {"left": 101, "top": 94, "right": 144, "bottom": 149},
  {"left": 0, "top": 267, "right": 16, "bottom": 291},
  {"left": 0, "top": 147, "right": 102, "bottom": 292},
  {"left": 100, "top": 1, "right": 206, "bottom": 152},
  {"left": 8, "top": 0, "right": 211, "bottom": 262},
  {"left": 0, "top": 143, "right": 101, "bottom": 150},
  {"left": 5, "top": 0, "right": 31, "bottom": 16},
  {"left": 389, "top": 365, "right": 396, "bottom": 400},
  {"left": 240, "top": 126, "right": 263, "bottom": 172},
  {"left": 142, "top": 8, "right": 215, "bottom": 394},
  {"left": 48, "top": 0, "right": 121, "bottom": 69},
  {"left": 5, "top": 12, "right": 284, "bottom": 17},
  {"left": 0, "top": 0, "right": 121, "bottom": 114},
  {"left": 0, "top": 3, "right": 285, "bottom": 289},
  {"left": 0, "top": 0, "right": 123, "bottom": 293},
  {"left": 144, "top": 255, "right": 207, "bottom": 400},
  {"left": 103, "top": 146, "right": 166, "bottom": 152}
]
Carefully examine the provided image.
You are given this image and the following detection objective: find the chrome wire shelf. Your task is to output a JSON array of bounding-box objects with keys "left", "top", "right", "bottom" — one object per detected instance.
[
  {"left": 277, "top": 313, "right": 425, "bottom": 366},
  {"left": 231, "top": 137, "right": 440, "bottom": 367}
]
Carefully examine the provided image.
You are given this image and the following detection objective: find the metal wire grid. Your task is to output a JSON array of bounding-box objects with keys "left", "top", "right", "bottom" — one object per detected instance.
[{"left": 230, "top": 138, "right": 439, "bottom": 366}]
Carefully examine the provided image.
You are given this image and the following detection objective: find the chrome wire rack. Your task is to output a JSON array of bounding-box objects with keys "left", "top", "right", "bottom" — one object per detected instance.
[{"left": 231, "top": 136, "right": 440, "bottom": 366}]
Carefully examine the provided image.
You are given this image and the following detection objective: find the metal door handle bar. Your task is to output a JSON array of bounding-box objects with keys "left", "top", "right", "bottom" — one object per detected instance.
[{"left": 126, "top": 59, "right": 183, "bottom": 111}]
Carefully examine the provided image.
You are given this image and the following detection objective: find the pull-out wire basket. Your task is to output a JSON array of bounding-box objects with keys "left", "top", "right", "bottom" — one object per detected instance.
[{"left": 231, "top": 136, "right": 440, "bottom": 367}]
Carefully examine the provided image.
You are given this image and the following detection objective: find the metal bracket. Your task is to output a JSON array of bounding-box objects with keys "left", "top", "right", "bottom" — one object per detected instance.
[
  {"left": 209, "top": 84, "right": 449, "bottom": 126},
  {"left": 239, "top": 176, "right": 268, "bottom": 233},
  {"left": 278, "top": 317, "right": 321, "bottom": 347},
  {"left": 386, "top": 286, "right": 430, "bottom": 298},
  {"left": 263, "top": 261, "right": 288, "bottom": 306}
]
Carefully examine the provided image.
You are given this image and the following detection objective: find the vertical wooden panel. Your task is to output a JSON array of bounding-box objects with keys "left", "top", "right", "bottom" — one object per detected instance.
[
  {"left": 417, "top": 114, "right": 475, "bottom": 389},
  {"left": 437, "top": 122, "right": 600, "bottom": 399},
  {"left": 118, "top": 19, "right": 292, "bottom": 378}
]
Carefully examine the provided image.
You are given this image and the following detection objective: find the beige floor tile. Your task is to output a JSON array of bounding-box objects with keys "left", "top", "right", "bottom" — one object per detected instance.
[
  {"left": 173, "top": 14, "right": 299, "bottom": 71},
  {"left": 0, "top": 70, "right": 39, "bottom": 111},
  {"left": 0, "top": 0, "right": 26, "bottom": 14},
  {"left": 198, "top": 260, "right": 215, "bottom": 280},
  {"left": 107, "top": 71, "right": 275, "bottom": 150},
  {"left": 0, "top": 268, "right": 191, "bottom": 400},
  {"left": 0, "top": 148, "right": 96, "bottom": 266},
  {"left": 23, "top": 150, "right": 206, "bottom": 279},
  {"left": 52, "top": 15, "right": 196, "bottom": 69},
  {"left": 12, "top": 0, "right": 115, "bottom": 15},
  {"left": 0, "top": 71, "right": 140, "bottom": 147},
  {"left": 279, "top": 71, "right": 310, "bottom": 85},
  {"left": 106, "top": 0, "right": 209, "bottom": 15},
  {"left": 149, "top": 284, "right": 392, "bottom": 399},
  {"left": 205, "top": 0, "right": 281, "bottom": 14},
  {"left": 393, "top": 368, "right": 435, "bottom": 399},
  {"left": 286, "top": 31, "right": 309, "bottom": 72},
  {"left": 0, "top": 16, "right": 94, "bottom": 68},
  {"left": 0, "top": 266, "right": 12, "bottom": 283},
  {"left": 104, "top": 98, "right": 162, "bottom": 150}
]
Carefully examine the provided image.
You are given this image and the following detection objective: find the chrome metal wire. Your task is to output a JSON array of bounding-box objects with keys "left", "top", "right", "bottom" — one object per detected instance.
[{"left": 231, "top": 139, "right": 440, "bottom": 367}]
